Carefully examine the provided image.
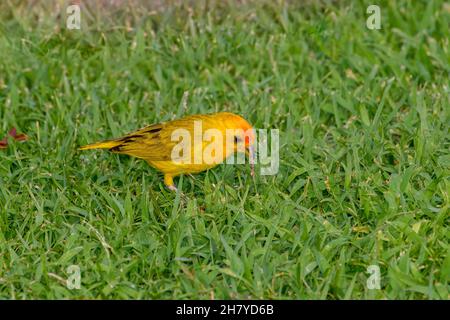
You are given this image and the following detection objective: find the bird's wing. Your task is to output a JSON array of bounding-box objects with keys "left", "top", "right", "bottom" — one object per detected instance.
[
  {"left": 109, "top": 123, "right": 173, "bottom": 161},
  {"left": 110, "top": 114, "right": 226, "bottom": 162}
]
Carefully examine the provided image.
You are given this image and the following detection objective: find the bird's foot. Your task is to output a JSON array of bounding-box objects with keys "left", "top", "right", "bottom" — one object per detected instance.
[
  {"left": 167, "top": 185, "right": 178, "bottom": 192},
  {"left": 166, "top": 184, "right": 189, "bottom": 202}
]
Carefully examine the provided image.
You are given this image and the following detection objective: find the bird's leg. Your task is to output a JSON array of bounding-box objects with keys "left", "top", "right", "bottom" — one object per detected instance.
[
  {"left": 164, "top": 174, "right": 177, "bottom": 192},
  {"left": 164, "top": 174, "right": 189, "bottom": 202},
  {"left": 246, "top": 146, "right": 255, "bottom": 176}
]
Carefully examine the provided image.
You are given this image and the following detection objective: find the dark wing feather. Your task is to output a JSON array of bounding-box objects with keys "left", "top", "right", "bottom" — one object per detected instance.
[{"left": 109, "top": 113, "right": 225, "bottom": 162}]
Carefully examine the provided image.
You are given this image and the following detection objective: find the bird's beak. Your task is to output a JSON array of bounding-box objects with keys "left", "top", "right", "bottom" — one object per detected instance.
[{"left": 246, "top": 145, "right": 255, "bottom": 177}]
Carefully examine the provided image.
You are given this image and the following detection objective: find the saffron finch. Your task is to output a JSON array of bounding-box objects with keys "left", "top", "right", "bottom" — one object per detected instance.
[{"left": 79, "top": 112, "right": 255, "bottom": 191}]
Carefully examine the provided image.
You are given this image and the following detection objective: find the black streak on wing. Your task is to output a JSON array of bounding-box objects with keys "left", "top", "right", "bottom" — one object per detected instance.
[
  {"left": 120, "top": 134, "right": 143, "bottom": 143},
  {"left": 109, "top": 126, "right": 163, "bottom": 153},
  {"left": 109, "top": 146, "right": 122, "bottom": 152},
  {"left": 145, "top": 126, "right": 162, "bottom": 134}
]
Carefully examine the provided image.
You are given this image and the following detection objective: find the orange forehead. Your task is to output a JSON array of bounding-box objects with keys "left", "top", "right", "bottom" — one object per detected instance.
[
  {"left": 230, "top": 116, "right": 254, "bottom": 145},
  {"left": 236, "top": 117, "right": 254, "bottom": 145},
  {"left": 237, "top": 127, "right": 255, "bottom": 146},
  {"left": 217, "top": 112, "right": 255, "bottom": 145},
  {"left": 245, "top": 135, "right": 252, "bottom": 146},
  {"left": 228, "top": 114, "right": 252, "bottom": 130}
]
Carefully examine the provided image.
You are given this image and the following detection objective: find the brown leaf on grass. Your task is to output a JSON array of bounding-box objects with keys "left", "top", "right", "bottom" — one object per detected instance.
[
  {"left": 9, "top": 127, "right": 28, "bottom": 141},
  {"left": 0, "top": 137, "right": 7, "bottom": 149},
  {"left": 8, "top": 127, "right": 17, "bottom": 137},
  {"left": 0, "top": 127, "right": 28, "bottom": 150},
  {"left": 13, "top": 133, "right": 28, "bottom": 141}
]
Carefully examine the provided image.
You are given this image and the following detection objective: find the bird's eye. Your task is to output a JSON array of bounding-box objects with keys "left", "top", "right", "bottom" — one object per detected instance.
[{"left": 234, "top": 136, "right": 242, "bottom": 144}]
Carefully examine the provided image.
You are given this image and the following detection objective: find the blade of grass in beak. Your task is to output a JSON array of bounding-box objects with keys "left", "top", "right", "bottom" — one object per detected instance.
[{"left": 248, "top": 145, "right": 255, "bottom": 176}]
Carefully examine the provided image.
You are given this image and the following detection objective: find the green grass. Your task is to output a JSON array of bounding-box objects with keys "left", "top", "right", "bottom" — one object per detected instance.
[{"left": 0, "top": 0, "right": 449, "bottom": 299}]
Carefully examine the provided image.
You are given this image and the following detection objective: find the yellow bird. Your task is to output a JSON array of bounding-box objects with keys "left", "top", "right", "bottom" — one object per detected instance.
[{"left": 79, "top": 112, "right": 255, "bottom": 191}]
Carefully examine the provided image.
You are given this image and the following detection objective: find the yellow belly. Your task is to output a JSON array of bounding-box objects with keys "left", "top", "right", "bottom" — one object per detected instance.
[{"left": 147, "top": 160, "right": 220, "bottom": 177}]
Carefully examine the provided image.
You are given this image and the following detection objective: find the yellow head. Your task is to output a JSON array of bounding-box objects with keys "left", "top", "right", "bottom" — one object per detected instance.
[
  {"left": 213, "top": 112, "right": 255, "bottom": 175},
  {"left": 214, "top": 112, "right": 255, "bottom": 147}
]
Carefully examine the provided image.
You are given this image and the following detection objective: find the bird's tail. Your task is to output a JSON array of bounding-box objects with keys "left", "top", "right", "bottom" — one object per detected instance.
[{"left": 78, "top": 139, "right": 122, "bottom": 151}]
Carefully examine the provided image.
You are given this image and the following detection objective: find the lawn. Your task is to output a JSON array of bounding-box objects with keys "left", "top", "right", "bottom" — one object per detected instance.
[{"left": 0, "top": 0, "right": 448, "bottom": 299}]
